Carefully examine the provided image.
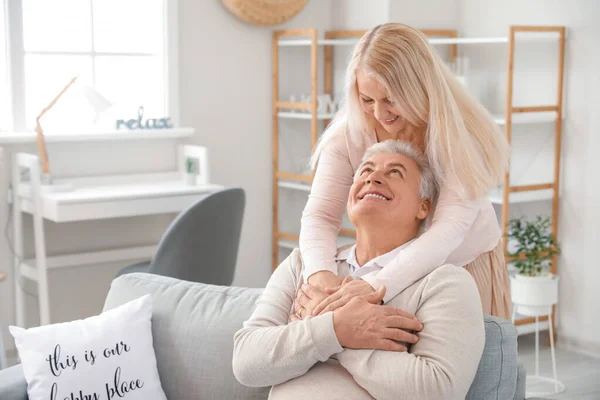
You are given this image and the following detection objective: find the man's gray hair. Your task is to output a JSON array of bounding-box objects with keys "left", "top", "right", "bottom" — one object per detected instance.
[{"left": 361, "top": 140, "right": 439, "bottom": 201}]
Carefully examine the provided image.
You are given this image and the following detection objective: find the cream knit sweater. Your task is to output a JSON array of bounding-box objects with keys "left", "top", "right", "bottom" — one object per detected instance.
[{"left": 233, "top": 248, "right": 485, "bottom": 400}]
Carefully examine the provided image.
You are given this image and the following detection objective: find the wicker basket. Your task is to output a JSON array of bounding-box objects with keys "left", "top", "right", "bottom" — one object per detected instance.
[{"left": 221, "top": 0, "right": 309, "bottom": 27}]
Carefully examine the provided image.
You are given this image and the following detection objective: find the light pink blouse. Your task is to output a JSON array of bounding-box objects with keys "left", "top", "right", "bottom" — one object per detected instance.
[{"left": 300, "top": 128, "right": 501, "bottom": 303}]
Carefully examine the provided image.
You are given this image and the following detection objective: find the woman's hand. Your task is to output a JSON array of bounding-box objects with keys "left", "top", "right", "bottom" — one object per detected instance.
[
  {"left": 312, "top": 277, "right": 377, "bottom": 316},
  {"left": 292, "top": 283, "right": 330, "bottom": 319},
  {"left": 333, "top": 287, "right": 423, "bottom": 352},
  {"left": 306, "top": 271, "right": 343, "bottom": 291}
]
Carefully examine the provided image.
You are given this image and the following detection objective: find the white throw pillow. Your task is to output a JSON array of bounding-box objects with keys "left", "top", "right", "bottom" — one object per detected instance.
[{"left": 9, "top": 294, "right": 167, "bottom": 400}]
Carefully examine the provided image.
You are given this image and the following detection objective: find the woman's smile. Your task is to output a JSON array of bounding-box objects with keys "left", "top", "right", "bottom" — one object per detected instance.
[{"left": 380, "top": 115, "right": 399, "bottom": 125}]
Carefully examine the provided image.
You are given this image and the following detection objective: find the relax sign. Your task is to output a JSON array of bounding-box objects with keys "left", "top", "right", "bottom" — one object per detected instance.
[{"left": 116, "top": 106, "right": 173, "bottom": 130}]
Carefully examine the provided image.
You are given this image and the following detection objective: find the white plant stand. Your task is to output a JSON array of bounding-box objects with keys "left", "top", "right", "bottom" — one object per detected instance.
[{"left": 511, "top": 274, "right": 565, "bottom": 397}]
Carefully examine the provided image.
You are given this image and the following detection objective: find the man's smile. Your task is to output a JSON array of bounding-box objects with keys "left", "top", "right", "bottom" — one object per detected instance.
[{"left": 358, "top": 190, "right": 390, "bottom": 201}]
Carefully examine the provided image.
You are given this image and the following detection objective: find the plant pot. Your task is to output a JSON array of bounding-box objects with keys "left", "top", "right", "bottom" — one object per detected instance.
[
  {"left": 510, "top": 273, "right": 559, "bottom": 316},
  {"left": 183, "top": 172, "right": 196, "bottom": 186}
]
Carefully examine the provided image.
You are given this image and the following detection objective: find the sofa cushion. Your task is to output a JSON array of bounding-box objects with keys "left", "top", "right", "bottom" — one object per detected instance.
[
  {"left": 466, "top": 315, "right": 519, "bottom": 400},
  {"left": 0, "top": 365, "right": 27, "bottom": 400},
  {"left": 10, "top": 294, "right": 167, "bottom": 400},
  {"left": 103, "top": 273, "right": 269, "bottom": 400}
]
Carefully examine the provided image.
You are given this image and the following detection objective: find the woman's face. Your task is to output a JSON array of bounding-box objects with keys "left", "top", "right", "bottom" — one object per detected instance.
[{"left": 356, "top": 69, "right": 408, "bottom": 135}]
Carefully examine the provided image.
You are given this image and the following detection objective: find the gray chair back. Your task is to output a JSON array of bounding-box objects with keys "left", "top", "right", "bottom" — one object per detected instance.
[{"left": 148, "top": 187, "right": 245, "bottom": 285}]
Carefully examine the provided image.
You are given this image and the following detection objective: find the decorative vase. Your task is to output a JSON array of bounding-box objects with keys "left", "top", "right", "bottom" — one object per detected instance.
[{"left": 184, "top": 172, "right": 196, "bottom": 186}]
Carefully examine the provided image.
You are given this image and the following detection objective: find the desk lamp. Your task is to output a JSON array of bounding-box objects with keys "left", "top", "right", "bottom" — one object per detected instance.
[
  {"left": 34, "top": 77, "right": 113, "bottom": 192},
  {"left": 35, "top": 77, "right": 77, "bottom": 190}
]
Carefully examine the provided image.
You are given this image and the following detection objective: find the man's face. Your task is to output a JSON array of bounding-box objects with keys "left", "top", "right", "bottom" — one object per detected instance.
[{"left": 348, "top": 152, "right": 431, "bottom": 229}]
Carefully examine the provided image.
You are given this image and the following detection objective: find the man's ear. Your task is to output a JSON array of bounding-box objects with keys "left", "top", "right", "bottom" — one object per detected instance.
[{"left": 417, "top": 198, "right": 432, "bottom": 220}]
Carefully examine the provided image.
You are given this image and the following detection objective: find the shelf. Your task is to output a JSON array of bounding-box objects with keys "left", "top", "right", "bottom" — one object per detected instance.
[
  {"left": 278, "top": 33, "right": 561, "bottom": 47},
  {"left": 278, "top": 180, "right": 311, "bottom": 192},
  {"left": 278, "top": 235, "right": 355, "bottom": 250},
  {"left": 278, "top": 180, "right": 554, "bottom": 205},
  {"left": 0, "top": 128, "right": 194, "bottom": 144},
  {"left": 278, "top": 38, "right": 357, "bottom": 47},
  {"left": 488, "top": 188, "right": 554, "bottom": 204},
  {"left": 278, "top": 111, "right": 335, "bottom": 120},
  {"left": 492, "top": 112, "right": 559, "bottom": 125},
  {"left": 277, "top": 239, "right": 299, "bottom": 250},
  {"left": 278, "top": 37, "right": 509, "bottom": 47},
  {"left": 279, "top": 111, "right": 558, "bottom": 124}
]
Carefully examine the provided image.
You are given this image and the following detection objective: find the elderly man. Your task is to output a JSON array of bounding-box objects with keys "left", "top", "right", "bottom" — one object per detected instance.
[{"left": 232, "top": 140, "right": 485, "bottom": 399}]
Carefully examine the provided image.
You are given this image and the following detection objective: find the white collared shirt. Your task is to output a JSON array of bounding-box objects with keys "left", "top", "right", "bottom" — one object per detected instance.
[{"left": 337, "top": 239, "right": 416, "bottom": 280}]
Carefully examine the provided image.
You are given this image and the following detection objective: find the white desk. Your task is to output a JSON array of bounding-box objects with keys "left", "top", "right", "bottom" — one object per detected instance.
[
  {"left": 17, "top": 174, "right": 223, "bottom": 222},
  {"left": 12, "top": 152, "right": 223, "bottom": 328}
]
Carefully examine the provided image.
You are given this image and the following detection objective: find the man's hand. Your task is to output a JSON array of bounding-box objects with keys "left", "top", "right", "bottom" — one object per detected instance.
[
  {"left": 333, "top": 286, "right": 423, "bottom": 352},
  {"left": 313, "top": 277, "right": 377, "bottom": 316},
  {"left": 292, "top": 283, "right": 329, "bottom": 319},
  {"left": 306, "top": 271, "right": 343, "bottom": 291}
]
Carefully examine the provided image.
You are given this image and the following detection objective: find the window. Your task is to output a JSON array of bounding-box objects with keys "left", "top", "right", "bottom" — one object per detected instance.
[{"left": 5, "top": 0, "right": 169, "bottom": 132}]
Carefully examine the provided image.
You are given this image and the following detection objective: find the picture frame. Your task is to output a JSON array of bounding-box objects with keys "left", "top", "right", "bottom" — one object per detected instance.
[{"left": 179, "top": 145, "right": 209, "bottom": 185}]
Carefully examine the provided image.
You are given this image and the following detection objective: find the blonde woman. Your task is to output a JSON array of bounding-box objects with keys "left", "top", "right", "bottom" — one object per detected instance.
[{"left": 296, "top": 23, "right": 512, "bottom": 320}]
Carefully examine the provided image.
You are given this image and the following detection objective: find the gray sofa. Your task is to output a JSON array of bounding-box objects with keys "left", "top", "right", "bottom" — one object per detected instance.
[{"left": 0, "top": 273, "right": 526, "bottom": 399}]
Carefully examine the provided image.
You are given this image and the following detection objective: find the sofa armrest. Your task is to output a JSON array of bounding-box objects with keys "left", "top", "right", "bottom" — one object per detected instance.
[
  {"left": 515, "top": 363, "right": 526, "bottom": 400},
  {"left": 467, "top": 315, "right": 519, "bottom": 399},
  {"left": 0, "top": 364, "right": 28, "bottom": 400}
]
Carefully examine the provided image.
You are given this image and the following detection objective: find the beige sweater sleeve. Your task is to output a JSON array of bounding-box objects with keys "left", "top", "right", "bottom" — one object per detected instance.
[
  {"left": 336, "top": 265, "right": 485, "bottom": 400},
  {"left": 232, "top": 249, "right": 343, "bottom": 388}
]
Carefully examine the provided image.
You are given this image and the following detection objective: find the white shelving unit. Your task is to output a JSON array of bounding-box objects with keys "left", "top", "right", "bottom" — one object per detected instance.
[{"left": 273, "top": 26, "right": 566, "bottom": 337}]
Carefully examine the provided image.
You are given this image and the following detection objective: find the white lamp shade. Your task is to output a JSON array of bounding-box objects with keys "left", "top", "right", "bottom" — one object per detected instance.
[{"left": 81, "top": 85, "right": 113, "bottom": 117}]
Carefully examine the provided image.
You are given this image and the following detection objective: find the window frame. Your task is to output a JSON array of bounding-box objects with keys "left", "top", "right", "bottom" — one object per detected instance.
[{"left": 4, "top": 0, "right": 179, "bottom": 133}]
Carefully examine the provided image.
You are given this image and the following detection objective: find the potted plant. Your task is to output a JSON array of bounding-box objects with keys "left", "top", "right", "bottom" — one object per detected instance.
[
  {"left": 507, "top": 216, "right": 561, "bottom": 314},
  {"left": 184, "top": 157, "right": 197, "bottom": 185}
]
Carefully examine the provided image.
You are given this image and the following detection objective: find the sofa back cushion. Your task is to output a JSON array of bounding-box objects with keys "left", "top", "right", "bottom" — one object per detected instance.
[
  {"left": 103, "top": 273, "right": 269, "bottom": 400},
  {"left": 104, "top": 273, "right": 519, "bottom": 400}
]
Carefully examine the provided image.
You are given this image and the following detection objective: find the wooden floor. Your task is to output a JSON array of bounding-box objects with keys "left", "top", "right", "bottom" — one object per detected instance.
[{"left": 518, "top": 332, "right": 600, "bottom": 399}]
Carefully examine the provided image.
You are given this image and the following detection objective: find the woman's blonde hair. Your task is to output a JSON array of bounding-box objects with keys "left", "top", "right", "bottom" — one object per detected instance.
[{"left": 310, "top": 23, "right": 509, "bottom": 199}]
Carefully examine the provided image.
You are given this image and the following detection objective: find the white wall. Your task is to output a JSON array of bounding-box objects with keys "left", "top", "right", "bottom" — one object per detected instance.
[
  {"left": 388, "top": 0, "right": 460, "bottom": 28},
  {"left": 178, "top": 0, "right": 333, "bottom": 287},
  {"left": 330, "top": 0, "right": 389, "bottom": 30},
  {"left": 458, "top": 0, "right": 600, "bottom": 356}
]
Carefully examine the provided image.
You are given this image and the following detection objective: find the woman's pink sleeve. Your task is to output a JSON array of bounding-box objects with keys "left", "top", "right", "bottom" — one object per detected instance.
[{"left": 299, "top": 135, "right": 355, "bottom": 281}]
